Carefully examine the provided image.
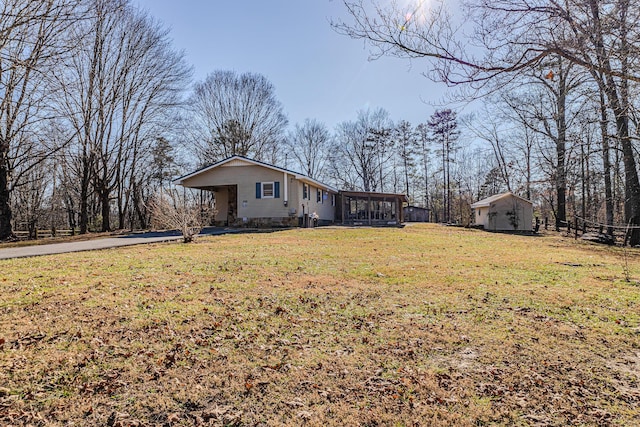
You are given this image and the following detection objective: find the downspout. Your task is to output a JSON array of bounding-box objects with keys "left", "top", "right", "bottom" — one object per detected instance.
[{"left": 283, "top": 172, "right": 288, "bottom": 206}]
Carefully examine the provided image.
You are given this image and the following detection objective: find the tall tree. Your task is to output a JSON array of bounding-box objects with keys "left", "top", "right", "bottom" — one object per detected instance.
[
  {"left": 188, "top": 70, "right": 288, "bottom": 164},
  {"left": 394, "top": 120, "right": 418, "bottom": 199},
  {"left": 428, "top": 109, "right": 459, "bottom": 223},
  {"left": 57, "top": 0, "right": 190, "bottom": 232},
  {"left": 415, "top": 123, "right": 431, "bottom": 210},
  {"left": 286, "top": 119, "right": 332, "bottom": 179},
  {"left": 0, "top": 0, "right": 81, "bottom": 240},
  {"left": 334, "top": 108, "right": 393, "bottom": 192}
]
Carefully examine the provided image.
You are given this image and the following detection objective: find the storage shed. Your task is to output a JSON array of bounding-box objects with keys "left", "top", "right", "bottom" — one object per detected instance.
[
  {"left": 471, "top": 192, "right": 533, "bottom": 232},
  {"left": 403, "top": 205, "right": 430, "bottom": 222}
]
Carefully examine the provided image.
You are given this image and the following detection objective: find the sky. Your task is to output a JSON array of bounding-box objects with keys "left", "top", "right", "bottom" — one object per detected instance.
[{"left": 133, "top": 0, "right": 454, "bottom": 132}]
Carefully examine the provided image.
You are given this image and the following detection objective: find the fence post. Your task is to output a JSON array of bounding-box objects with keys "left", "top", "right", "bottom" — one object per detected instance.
[
  {"left": 545, "top": 217, "right": 548, "bottom": 231},
  {"left": 574, "top": 218, "right": 579, "bottom": 239},
  {"left": 567, "top": 220, "right": 571, "bottom": 234}
]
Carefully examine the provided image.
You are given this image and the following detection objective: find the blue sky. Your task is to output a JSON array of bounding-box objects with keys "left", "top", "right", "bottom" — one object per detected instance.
[{"left": 134, "top": 0, "right": 452, "bottom": 131}]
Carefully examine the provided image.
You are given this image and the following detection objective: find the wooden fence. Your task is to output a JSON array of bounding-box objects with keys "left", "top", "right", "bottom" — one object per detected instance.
[
  {"left": 538, "top": 216, "right": 640, "bottom": 246},
  {"left": 13, "top": 229, "right": 76, "bottom": 240}
]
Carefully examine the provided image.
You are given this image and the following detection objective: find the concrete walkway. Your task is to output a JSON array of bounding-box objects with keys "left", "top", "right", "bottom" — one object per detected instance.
[{"left": 0, "top": 227, "right": 239, "bottom": 260}]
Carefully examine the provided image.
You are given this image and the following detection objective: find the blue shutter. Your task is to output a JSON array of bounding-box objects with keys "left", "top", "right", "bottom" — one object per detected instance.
[
  {"left": 256, "top": 182, "right": 261, "bottom": 199},
  {"left": 274, "top": 181, "right": 280, "bottom": 198}
]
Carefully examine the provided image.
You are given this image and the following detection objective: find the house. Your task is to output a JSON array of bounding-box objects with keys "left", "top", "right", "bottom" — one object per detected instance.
[
  {"left": 470, "top": 192, "right": 533, "bottom": 232},
  {"left": 173, "top": 156, "right": 338, "bottom": 227}
]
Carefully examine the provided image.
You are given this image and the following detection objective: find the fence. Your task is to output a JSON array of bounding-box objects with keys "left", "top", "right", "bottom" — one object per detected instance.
[
  {"left": 538, "top": 216, "right": 640, "bottom": 246},
  {"left": 13, "top": 229, "right": 76, "bottom": 240}
]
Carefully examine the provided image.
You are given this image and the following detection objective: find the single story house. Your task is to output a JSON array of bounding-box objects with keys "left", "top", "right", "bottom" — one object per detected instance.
[
  {"left": 174, "top": 156, "right": 338, "bottom": 227},
  {"left": 470, "top": 192, "right": 533, "bottom": 232}
]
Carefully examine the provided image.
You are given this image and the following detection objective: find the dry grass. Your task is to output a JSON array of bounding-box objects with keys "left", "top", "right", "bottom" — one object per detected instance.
[{"left": 0, "top": 224, "right": 639, "bottom": 426}]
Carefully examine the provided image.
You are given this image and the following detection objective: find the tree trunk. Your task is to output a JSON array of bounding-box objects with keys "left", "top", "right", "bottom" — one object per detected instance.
[
  {"left": 0, "top": 155, "right": 14, "bottom": 240},
  {"left": 555, "top": 64, "right": 567, "bottom": 230},
  {"left": 598, "top": 90, "right": 614, "bottom": 236},
  {"left": 100, "top": 188, "right": 111, "bottom": 232}
]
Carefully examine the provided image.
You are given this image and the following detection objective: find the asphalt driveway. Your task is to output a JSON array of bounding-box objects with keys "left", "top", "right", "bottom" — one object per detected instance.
[{"left": 0, "top": 227, "right": 239, "bottom": 260}]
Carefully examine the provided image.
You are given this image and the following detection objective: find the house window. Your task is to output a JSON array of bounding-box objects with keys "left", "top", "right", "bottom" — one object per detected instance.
[
  {"left": 262, "top": 182, "right": 274, "bottom": 198},
  {"left": 303, "top": 184, "right": 308, "bottom": 200},
  {"left": 256, "top": 181, "right": 279, "bottom": 199},
  {"left": 331, "top": 194, "right": 336, "bottom": 206},
  {"left": 317, "top": 189, "right": 322, "bottom": 203}
]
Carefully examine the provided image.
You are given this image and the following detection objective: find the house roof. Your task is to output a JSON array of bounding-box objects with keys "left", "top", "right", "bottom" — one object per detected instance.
[
  {"left": 173, "top": 155, "right": 339, "bottom": 193},
  {"left": 470, "top": 192, "right": 532, "bottom": 209}
]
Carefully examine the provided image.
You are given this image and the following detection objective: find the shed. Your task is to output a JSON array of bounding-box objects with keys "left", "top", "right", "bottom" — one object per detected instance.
[
  {"left": 470, "top": 192, "right": 533, "bottom": 232},
  {"left": 404, "top": 205, "right": 430, "bottom": 222}
]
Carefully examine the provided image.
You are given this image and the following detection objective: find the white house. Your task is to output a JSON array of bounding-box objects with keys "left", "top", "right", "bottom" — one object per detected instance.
[
  {"left": 174, "top": 156, "right": 338, "bottom": 227},
  {"left": 471, "top": 192, "right": 533, "bottom": 232}
]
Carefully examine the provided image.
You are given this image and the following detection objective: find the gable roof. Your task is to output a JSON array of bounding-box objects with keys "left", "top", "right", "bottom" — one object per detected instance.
[
  {"left": 470, "top": 192, "right": 532, "bottom": 209},
  {"left": 173, "top": 155, "right": 339, "bottom": 193}
]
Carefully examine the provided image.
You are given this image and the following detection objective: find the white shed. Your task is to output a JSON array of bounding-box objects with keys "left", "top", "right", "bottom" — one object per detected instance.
[{"left": 471, "top": 192, "right": 533, "bottom": 232}]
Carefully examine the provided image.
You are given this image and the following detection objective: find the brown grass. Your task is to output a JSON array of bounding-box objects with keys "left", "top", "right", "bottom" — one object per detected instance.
[{"left": 0, "top": 224, "right": 639, "bottom": 426}]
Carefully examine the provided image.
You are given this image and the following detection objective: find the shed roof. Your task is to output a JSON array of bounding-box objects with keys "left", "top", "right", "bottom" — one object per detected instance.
[
  {"left": 470, "top": 192, "right": 533, "bottom": 209},
  {"left": 173, "top": 155, "right": 339, "bottom": 193}
]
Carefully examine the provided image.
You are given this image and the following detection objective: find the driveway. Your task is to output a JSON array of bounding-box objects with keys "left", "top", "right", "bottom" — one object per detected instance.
[{"left": 0, "top": 227, "right": 240, "bottom": 260}]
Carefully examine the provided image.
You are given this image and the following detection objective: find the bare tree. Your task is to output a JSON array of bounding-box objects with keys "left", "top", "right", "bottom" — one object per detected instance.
[
  {"left": 394, "top": 120, "right": 418, "bottom": 199},
  {"left": 428, "top": 109, "right": 460, "bottom": 223},
  {"left": 286, "top": 119, "right": 332, "bottom": 180},
  {"left": 0, "top": 0, "right": 82, "bottom": 240},
  {"left": 188, "top": 70, "right": 288, "bottom": 164},
  {"left": 148, "top": 188, "right": 215, "bottom": 243},
  {"left": 415, "top": 123, "right": 431, "bottom": 210},
  {"left": 334, "top": 108, "right": 394, "bottom": 192},
  {"left": 57, "top": 0, "right": 190, "bottom": 233}
]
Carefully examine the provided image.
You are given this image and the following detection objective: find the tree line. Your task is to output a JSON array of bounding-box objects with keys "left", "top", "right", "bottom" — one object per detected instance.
[
  {"left": 334, "top": 0, "right": 640, "bottom": 244},
  {"left": 2, "top": 0, "right": 638, "bottom": 241}
]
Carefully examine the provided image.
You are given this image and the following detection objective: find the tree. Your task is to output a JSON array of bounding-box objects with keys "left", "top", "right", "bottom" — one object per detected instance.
[
  {"left": 148, "top": 188, "right": 215, "bottom": 243},
  {"left": 334, "top": 108, "right": 394, "bottom": 192},
  {"left": 394, "top": 120, "right": 418, "bottom": 199},
  {"left": 286, "top": 119, "right": 332, "bottom": 180},
  {"left": 0, "top": 0, "right": 81, "bottom": 240},
  {"left": 428, "top": 109, "right": 459, "bottom": 223},
  {"left": 415, "top": 123, "right": 431, "bottom": 210},
  {"left": 188, "top": 71, "right": 288, "bottom": 164},
  {"left": 57, "top": 0, "right": 190, "bottom": 233}
]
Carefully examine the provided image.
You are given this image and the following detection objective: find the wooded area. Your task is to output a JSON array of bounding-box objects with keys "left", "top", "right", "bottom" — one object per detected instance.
[{"left": 2, "top": 0, "right": 640, "bottom": 244}]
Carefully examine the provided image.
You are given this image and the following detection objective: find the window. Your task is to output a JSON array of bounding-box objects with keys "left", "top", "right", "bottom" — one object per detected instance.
[
  {"left": 256, "top": 181, "right": 279, "bottom": 199},
  {"left": 317, "top": 189, "right": 322, "bottom": 203},
  {"left": 262, "top": 182, "right": 274, "bottom": 198},
  {"left": 331, "top": 194, "right": 336, "bottom": 206},
  {"left": 303, "top": 184, "right": 308, "bottom": 200}
]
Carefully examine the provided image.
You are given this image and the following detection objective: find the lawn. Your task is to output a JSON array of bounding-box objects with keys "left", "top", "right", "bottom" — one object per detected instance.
[{"left": 0, "top": 224, "right": 639, "bottom": 426}]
